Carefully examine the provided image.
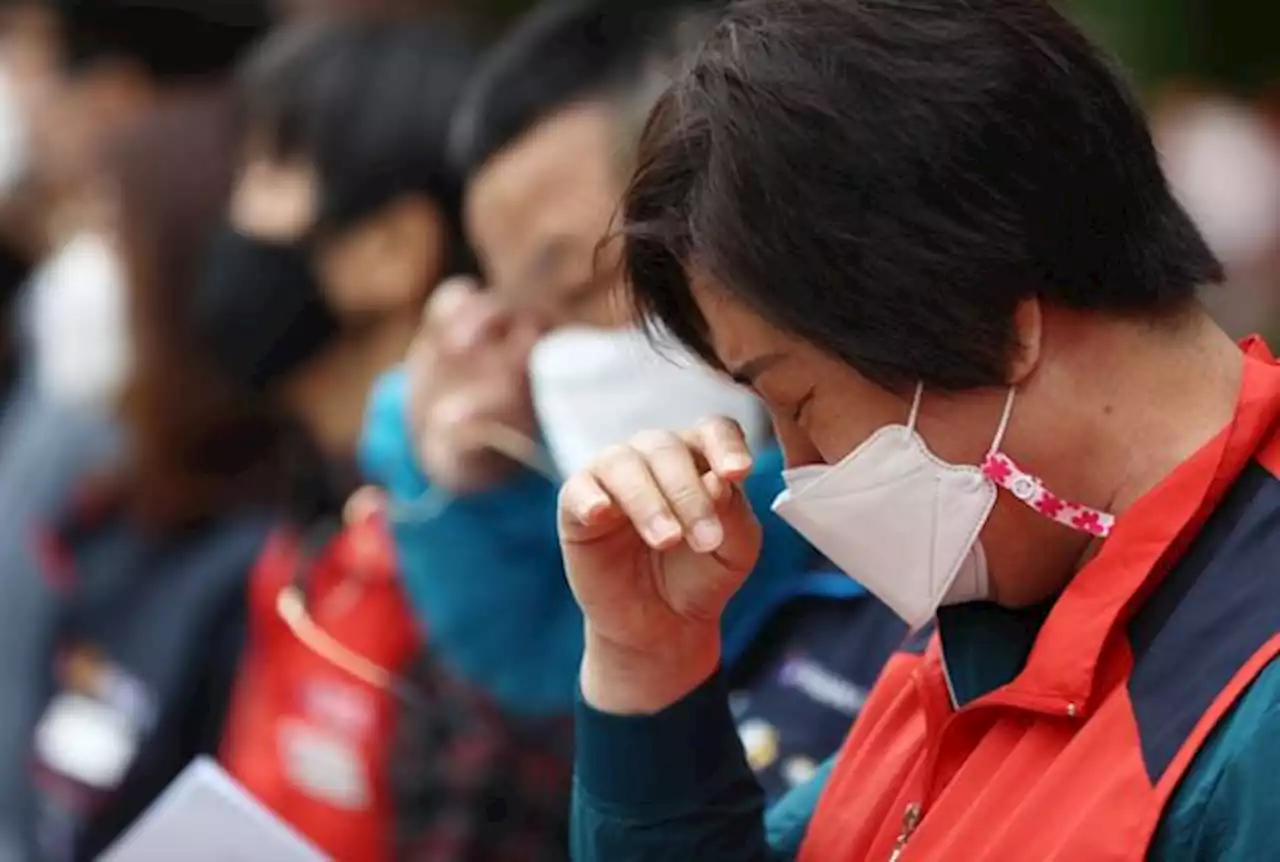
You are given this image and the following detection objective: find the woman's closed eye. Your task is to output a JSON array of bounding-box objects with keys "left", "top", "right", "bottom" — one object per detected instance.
[{"left": 789, "top": 388, "right": 816, "bottom": 423}]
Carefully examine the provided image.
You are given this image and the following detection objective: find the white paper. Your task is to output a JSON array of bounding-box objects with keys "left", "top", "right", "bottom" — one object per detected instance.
[{"left": 98, "top": 757, "right": 330, "bottom": 862}]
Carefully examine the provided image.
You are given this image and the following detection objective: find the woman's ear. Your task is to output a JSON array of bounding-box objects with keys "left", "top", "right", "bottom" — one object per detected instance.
[{"left": 1007, "top": 297, "right": 1043, "bottom": 385}]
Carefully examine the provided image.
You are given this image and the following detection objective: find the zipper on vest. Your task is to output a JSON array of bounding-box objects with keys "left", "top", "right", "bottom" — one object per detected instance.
[{"left": 887, "top": 802, "right": 921, "bottom": 862}]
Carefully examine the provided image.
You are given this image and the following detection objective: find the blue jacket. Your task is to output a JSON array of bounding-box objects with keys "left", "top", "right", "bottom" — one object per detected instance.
[{"left": 359, "top": 368, "right": 867, "bottom": 718}]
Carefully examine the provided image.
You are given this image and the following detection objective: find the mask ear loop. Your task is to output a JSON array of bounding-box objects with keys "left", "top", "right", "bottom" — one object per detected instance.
[
  {"left": 907, "top": 382, "right": 925, "bottom": 429},
  {"left": 385, "top": 420, "right": 558, "bottom": 526},
  {"left": 987, "top": 387, "right": 1018, "bottom": 455}
]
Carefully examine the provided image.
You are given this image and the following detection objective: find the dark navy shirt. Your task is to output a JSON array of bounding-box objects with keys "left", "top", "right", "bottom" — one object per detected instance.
[
  {"left": 726, "top": 594, "right": 905, "bottom": 800},
  {"left": 27, "top": 503, "right": 272, "bottom": 861}
]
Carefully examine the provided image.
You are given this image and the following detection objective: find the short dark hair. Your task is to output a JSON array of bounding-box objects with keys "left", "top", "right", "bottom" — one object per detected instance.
[
  {"left": 239, "top": 17, "right": 476, "bottom": 272},
  {"left": 449, "top": 0, "right": 720, "bottom": 179},
  {"left": 53, "top": 0, "right": 272, "bottom": 80},
  {"left": 624, "top": 0, "right": 1224, "bottom": 392}
]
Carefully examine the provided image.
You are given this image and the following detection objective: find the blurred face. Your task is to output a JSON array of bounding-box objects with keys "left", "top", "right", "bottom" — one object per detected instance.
[
  {"left": 467, "top": 102, "right": 774, "bottom": 472},
  {"left": 230, "top": 150, "right": 441, "bottom": 316},
  {"left": 315, "top": 198, "right": 443, "bottom": 317},
  {"left": 465, "top": 101, "right": 628, "bottom": 329},
  {"left": 199, "top": 149, "right": 440, "bottom": 453}
]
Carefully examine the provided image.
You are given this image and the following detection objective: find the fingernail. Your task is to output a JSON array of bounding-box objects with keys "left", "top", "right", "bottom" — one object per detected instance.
[
  {"left": 646, "top": 515, "right": 681, "bottom": 546},
  {"left": 722, "top": 455, "right": 752, "bottom": 473},
  {"left": 690, "top": 518, "right": 724, "bottom": 553}
]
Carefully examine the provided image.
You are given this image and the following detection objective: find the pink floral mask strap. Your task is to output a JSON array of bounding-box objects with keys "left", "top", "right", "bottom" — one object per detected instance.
[{"left": 981, "top": 451, "right": 1115, "bottom": 538}]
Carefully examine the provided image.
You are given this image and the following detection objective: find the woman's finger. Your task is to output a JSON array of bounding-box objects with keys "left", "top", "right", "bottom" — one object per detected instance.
[
  {"left": 558, "top": 470, "right": 617, "bottom": 534},
  {"left": 683, "top": 416, "right": 754, "bottom": 480},
  {"left": 590, "top": 445, "right": 685, "bottom": 550},
  {"left": 630, "top": 430, "right": 723, "bottom": 552}
]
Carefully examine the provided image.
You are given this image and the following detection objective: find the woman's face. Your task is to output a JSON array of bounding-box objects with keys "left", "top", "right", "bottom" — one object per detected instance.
[{"left": 689, "top": 277, "right": 1094, "bottom": 608}]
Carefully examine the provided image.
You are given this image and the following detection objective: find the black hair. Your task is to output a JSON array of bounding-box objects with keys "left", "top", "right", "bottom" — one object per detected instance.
[
  {"left": 239, "top": 17, "right": 477, "bottom": 275},
  {"left": 449, "top": 0, "right": 721, "bottom": 179},
  {"left": 53, "top": 0, "right": 272, "bottom": 80},
  {"left": 624, "top": 0, "right": 1225, "bottom": 392}
]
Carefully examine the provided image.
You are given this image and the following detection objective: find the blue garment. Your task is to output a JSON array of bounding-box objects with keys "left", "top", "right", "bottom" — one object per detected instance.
[
  {"left": 725, "top": 596, "right": 901, "bottom": 800},
  {"left": 359, "top": 367, "right": 866, "bottom": 718},
  {"left": 0, "top": 384, "right": 274, "bottom": 861},
  {"left": 0, "top": 386, "right": 123, "bottom": 861},
  {"left": 31, "top": 504, "right": 271, "bottom": 862}
]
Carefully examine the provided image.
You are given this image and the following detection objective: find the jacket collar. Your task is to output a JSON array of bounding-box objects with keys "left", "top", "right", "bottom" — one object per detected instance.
[{"left": 938, "top": 337, "right": 1280, "bottom": 717}]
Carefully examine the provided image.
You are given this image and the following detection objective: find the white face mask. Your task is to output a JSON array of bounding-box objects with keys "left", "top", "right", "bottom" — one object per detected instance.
[
  {"left": 772, "top": 385, "right": 1114, "bottom": 630},
  {"left": 529, "top": 325, "right": 771, "bottom": 478},
  {"left": 0, "top": 68, "right": 28, "bottom": 199},
  {"left": 29, "top": 233, "right": 133, "bottom": 411}
]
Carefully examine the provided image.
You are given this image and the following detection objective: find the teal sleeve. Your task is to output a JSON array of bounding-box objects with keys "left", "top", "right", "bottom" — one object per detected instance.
[
  {"left": 572, "top": 672, "right": 797, "bottom": 862},
  {"left": 359, "top": 368, "right": 582, "bottom": 717},
  {"left": 1149, "top": 659, "right": 1280, "bottom": 861},
  {"left": 765, "top": 757, "right": 833, "bottom": 855}
]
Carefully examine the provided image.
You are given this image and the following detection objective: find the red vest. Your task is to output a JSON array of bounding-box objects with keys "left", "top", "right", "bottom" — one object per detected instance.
[
  {"left": 220, "top": 517, "right": 419, "bottom": 862},
  {"left": 800, "top": 338, "right": 1280, "bottom": 862}
]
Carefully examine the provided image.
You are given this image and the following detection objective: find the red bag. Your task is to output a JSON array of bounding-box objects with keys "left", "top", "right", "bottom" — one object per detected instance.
[{"left": 221, "top": 515, "right": 420, "bottom": 862}]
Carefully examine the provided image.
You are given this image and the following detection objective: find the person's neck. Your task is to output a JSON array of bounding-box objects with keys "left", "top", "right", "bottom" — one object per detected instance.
[
  {"left": 286, "top": 315, "right": 419, "bottom": 458},
  {"left": 1045, "top": 306, "right": 1244, "bottom": 516},
  {"left": 986, "top": 307, "right": 1243, "bottom": 608}
]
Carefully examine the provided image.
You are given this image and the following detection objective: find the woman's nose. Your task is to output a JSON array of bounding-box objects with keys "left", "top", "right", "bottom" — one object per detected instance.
[{"left": 772, "top": 414, "right": 825, "bottom": 469}]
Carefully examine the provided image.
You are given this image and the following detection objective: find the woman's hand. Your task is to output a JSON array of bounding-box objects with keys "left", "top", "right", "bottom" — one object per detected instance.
[{"left": 559, "top": 418, "right": 762, "bottom": 714}]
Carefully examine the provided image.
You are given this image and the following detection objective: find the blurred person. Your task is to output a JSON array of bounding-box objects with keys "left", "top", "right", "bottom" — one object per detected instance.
[
  {"left": 555, "top": 1, "right": 1280, "bottom": 860},
  {"left": 14, "top": 92, "right": 280, "bottom": 862},
  {"left": 21, "top": 0, "right": 271, "bottom": 417},
  {"left": 358, "top": 4, "right": 903, "bottom": 854},
  {"left": 0, "top": 6, "right": 270, "bottom": 860},
  {"left": 201, "top": 19, "right": 476, "bottom": 862}
]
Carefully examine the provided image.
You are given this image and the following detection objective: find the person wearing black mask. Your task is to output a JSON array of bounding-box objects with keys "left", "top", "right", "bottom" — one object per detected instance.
[
  {"left": 192, "top": 22, "right": 476, "bottom": 859},
  {"left": 193, "top": 18, "right": 474, "bottom": 469}
]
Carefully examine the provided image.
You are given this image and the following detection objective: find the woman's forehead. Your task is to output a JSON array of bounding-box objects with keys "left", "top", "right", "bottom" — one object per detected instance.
[{"left": 690, "top": 273, "right": 793, "bottom": 369}]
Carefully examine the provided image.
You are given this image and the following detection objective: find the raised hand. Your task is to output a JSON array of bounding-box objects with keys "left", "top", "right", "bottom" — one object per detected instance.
[
  {"left": 406, "top": 276, "right": 542, "bottom": 493},
  {"left": 559, "top": 418, "right": 763, "bottom": 714}
]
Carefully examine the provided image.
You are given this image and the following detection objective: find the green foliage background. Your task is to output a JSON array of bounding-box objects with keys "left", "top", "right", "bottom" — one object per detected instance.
[{"left": 473, "top": 0, "right": 1278, "bottom": 96}]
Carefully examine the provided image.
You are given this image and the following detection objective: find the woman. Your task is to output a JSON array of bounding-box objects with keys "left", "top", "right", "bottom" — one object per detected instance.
[
  {"left": 560, "top": 1, "right": 1280, "bottom": 860},
  {"left": 18, "top": 92, "right": 285, "bottom": 862}
]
